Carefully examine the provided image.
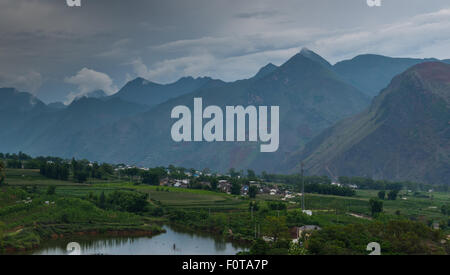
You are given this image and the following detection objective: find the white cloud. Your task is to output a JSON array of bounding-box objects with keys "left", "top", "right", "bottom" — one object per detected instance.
[
  {"left": 3, "top": 0, "right": 450, "bottom": 101},
  {"left": 64, "top": 68, "right": 117, "bottom": 103}
]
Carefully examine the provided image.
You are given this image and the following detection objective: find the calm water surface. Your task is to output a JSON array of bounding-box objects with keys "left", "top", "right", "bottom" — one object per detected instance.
[{"left": 30, "top": 225, "right": 247, "bottom": 255}]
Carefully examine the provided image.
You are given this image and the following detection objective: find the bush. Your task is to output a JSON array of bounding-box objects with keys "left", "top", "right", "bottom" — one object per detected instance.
[
  {"left": 46, "top": 185, "right": 56, "bottom": 195},
  {"left": 142, "top": 171, "right": 160, "bottom": 185},
  {"left": 106, "top": 191, "right": 149, "bottom": 213}
]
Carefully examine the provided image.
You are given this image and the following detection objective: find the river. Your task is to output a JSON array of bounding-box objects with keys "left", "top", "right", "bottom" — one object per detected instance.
[{"left": 26, "top": 225, "right": 248, "bottom": 255}]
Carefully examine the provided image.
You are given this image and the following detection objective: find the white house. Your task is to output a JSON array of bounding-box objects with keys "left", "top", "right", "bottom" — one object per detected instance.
[{"left": 302, "top": 210, "right": 313, "bottom": 216}]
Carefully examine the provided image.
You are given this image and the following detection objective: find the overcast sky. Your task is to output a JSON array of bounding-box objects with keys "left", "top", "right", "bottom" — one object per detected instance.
[{"left": 1, "top": 0, "right": 450, "bottom": 103}]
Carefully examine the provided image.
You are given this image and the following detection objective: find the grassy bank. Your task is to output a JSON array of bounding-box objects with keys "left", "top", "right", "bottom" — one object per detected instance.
[{"left": 0, "top": 186, "right": 163, "bottom": 252}]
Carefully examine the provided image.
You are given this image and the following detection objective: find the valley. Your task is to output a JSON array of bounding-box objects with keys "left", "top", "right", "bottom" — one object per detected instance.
[{"left": 0, "top": 160, "right": 449, "bottom": 255}]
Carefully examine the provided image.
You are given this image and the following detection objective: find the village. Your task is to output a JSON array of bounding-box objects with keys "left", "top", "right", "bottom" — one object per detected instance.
[{"left": 157, "top": 171, "right": 300, "bottom": 199}]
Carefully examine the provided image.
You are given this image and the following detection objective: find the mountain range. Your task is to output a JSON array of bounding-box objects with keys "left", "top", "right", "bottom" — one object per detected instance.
[
  {"left": 60, "top": 48, "right": 370, "bottom": 173},
  {"left": 333, "top": 55, "right": 450, "bottom": 98},
  {"left": 0, "top": 49, "right": 449, "bottom": 184},
  {"left": 288, "top": 62, "right": 450, "bottom": 184},
  {"left": 112, "top": 76, "right": 218, "bottom": 107}
]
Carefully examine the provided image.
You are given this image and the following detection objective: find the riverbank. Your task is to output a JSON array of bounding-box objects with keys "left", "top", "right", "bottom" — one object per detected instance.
[{"left": 1, "top": 223, "right": 165, "bottom": 254}]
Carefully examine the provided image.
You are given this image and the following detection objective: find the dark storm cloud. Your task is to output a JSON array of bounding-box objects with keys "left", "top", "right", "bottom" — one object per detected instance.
[{"left": 1, "top": 0, "right": 450, "bottom": 103}]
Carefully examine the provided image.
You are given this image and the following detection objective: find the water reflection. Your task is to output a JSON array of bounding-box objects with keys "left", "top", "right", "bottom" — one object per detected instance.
[{"left": 30, "top": 225, "right": 247, "bottom": 255}]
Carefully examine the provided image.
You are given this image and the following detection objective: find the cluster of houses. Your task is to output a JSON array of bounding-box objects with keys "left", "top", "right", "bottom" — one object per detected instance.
[
  {"left": 157, "top": 176, "right": 302, "bottom": 198},
  {"left": 156, "top": 174, "right": 311, "bottom": 201},
  {"left": 159, "top": 177, "right": 190, "bottom": 188}
]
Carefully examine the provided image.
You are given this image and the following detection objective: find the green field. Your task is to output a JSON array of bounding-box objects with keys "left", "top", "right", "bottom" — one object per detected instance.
[
  {"left": 3, "top": 169, "right": 450, "bottom": 221},
  {"left": 1, "top": 168, "right": 449, "bottom": 254}
]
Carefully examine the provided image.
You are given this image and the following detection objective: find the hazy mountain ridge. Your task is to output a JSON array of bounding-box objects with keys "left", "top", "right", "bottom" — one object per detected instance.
[
  {"left": 290, "top": 62, "right": 450, "bottom": 184},
  {"left": 333, "top": 54, "right": 450, "bottom": 98},
  {"left": 111, "top": 76, "right": 219, "bottom": 107},
  {"left": 1, "top": 52, "right": 448, "bottom": 184},
  {"left": 0, "top": 95, "right": 149, "bottom": 156},
  {"left": 0, "top": 88, "right": 51, "bottom": 150},
  {"left": 61, "top": 49, "right": 370, "bottom": 172}
]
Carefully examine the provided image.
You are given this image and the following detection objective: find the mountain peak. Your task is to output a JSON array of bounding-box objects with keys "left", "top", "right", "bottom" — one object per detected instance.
[
  {"left": 297, "top": 48, "right": 332, "bottom": 68},
  {"left": 125, "top": 77, "right": 159, "bottom": 88},
  {"left": 253, "top": 63, "right": 278, "bottom": 79},
  {"left": 0, "top": 87, "right": 45, "bottom": 112},
  {"left": 299, "top": 47, "right": 313, "bottom": 55}
]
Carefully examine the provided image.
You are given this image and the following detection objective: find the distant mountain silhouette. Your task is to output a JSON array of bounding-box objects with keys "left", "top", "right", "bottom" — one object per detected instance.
[
  {"left": 112, "top": 76, "right": 218, "bottom": 107},
  {"left": 333, "top": 54, "right": 449, "bottom": 98}
]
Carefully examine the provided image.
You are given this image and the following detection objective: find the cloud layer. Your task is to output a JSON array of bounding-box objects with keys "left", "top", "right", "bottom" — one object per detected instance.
[
  {"left": 0, "top": 0, "right": 450, "bottom": 102},
  {"left": 64, "top": 68, "right": 117, "bottom": 104}
]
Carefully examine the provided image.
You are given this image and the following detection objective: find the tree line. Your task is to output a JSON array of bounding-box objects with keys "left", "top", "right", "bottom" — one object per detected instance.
[{"left": 303, "top": 183, "right": 356, "bottom": 197}]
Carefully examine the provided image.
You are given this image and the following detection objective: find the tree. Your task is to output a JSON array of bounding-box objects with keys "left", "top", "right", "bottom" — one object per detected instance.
[
  {"left": 40, "top": 162, "right": 69, "bottom": 181},
  {"left": 249, "top": 239, "right": 270, "bottom": 255},
  {"left": 441, "top": 204, "right": 450, "bottom": 216},
  {"left": 231, "top": 180, "right": 241, "bottom": 195},
  {"left": 142, "top": 171, "right": 160, "bottom": 185},
  {"left": 247, "top": 169, "right": 256, "bottom": 180},
  {"left": 288, "top": 242, "right": 308, "bottom": 255},
  {"left": 249, "top": 185, "right": 258, "bottom": 198},
  {"left": 0, "top": 160, "right": 5, "bottom": 186},
  {"left": 378, "top": 190, "right": 386, "bottom": 200},
  {"left": 229, "top": 168, "right": 240, "bottom": 178},
  {"left": 264, "top": 216, "right": 289, "bottom": 242},
  {"left": 99, "top": 191, "right": 106, "bottom": 209},
  {"left": 47, "top": 185, "right": 56, "bottom": 195},
  {"left": 387, "top": 190, "right": 399, "bottom": 200},
  {"left": 75, "top": 171, "right": 88, "bottom": 183},
  {"left": 369, "top": 198, "right": 383, "bottom": 216},
  {"left": 107, "top": 191, "right": 149, "bottom": 213},
  {"left": 210, "top": 178, "right": 218, "bottom": 191},
  {"left": 249, "top": 201, "right": 260, "bottom": 211},
  {"left": 268, "top": 201, "right": 287, "bottom": 211}
]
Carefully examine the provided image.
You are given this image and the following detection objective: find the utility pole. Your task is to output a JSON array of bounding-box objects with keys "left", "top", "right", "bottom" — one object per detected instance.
[{"left": 301, "top": 162, "right": 305, "bottom": 211}]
